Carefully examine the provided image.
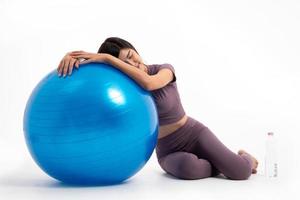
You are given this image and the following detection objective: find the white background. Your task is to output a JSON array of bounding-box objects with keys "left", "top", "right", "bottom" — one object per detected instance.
[{"left": 0, "top": 0, "right": 299, "bottom": 199}]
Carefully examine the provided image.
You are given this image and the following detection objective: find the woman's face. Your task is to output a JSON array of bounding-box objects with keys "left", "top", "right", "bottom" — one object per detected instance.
[{"left": 119, "top": 48, "right": 143, "bottom": 69}]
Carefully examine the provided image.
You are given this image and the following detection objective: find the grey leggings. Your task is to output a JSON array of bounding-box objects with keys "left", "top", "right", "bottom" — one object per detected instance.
[{"left": 155, "top": 116, "right": 253, "bottom": 180}]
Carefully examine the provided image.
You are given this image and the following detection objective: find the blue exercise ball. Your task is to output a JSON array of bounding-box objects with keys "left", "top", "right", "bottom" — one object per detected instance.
[{"left": 23, "top": 63, "right": 158, "bottom": 185}]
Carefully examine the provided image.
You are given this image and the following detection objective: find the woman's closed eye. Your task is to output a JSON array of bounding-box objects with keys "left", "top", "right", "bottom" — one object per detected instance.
[{"left": 127, "top": 50, "right": 133, "bottom": 59}]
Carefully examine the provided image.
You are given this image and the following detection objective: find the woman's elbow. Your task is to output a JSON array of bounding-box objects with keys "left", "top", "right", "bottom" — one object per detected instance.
[{"left": 144, "top": 82, "right": 154, "bottom": 91}]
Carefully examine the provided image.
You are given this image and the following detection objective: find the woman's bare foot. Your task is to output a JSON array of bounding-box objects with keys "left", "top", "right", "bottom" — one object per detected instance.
[{"left": 238, "top": 149, "right": 259, "bottom": 174}]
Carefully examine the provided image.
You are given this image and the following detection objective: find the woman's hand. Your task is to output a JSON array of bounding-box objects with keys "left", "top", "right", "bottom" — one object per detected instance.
[
  {"left": 69, "top": 51, "right": 108, "bottom": 65},
  {"left": 57, "top": 52, "right": 80, "bottom": 77},
  {"left": 57, "top": 51, "right": 109, "bottom": 77}
]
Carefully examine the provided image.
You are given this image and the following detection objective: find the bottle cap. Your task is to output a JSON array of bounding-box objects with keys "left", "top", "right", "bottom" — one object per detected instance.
[{"left": 267, "top": 132, "right": 274, "bottom": 136}]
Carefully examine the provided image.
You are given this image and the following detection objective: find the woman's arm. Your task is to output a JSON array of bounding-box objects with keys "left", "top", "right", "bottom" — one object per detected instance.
[
  {"left": 69, "top": 51, "right": 151, "bottom": 90},
  {"left": 99, "top": 55, "right": 174, "bottom": 91},
  {"left": 63, "top": 51, "right": 174, "bottom": 91},
  {"left": 104, "top": 54, "right": 151, "bottom": 90}
]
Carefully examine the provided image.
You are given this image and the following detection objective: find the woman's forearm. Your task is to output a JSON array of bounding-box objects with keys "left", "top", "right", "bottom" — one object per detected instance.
[
  {"left": 69, "top": 51, "right": 150, "bottom": 90},
  {"left": 104, "top": 54, "right": 150, "bottom": 90}
]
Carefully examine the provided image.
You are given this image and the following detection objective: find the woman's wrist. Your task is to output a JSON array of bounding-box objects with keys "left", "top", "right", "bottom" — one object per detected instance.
[{"left": 101, "top": 53, "right": 113, "bottom": 64}]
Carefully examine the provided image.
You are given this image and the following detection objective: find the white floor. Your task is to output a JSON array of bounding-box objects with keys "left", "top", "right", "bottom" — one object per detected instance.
[{"left": 0, "top": 139, "right": 298, "bottom": 200}]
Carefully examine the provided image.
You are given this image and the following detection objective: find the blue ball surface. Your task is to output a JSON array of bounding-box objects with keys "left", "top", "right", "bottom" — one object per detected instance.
[{"left": 23, "top": 63, "right": 158, "bottom": 185}]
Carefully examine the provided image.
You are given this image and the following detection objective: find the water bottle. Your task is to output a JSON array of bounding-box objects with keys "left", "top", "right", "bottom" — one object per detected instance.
[{"left": 265, "top": 132, "right": 278, "bottom": 178}]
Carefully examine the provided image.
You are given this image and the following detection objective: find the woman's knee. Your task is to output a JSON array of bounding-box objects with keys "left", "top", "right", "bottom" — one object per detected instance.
[
  {"left": 175, "top": 153, "right": 201, "bottom": 178},
  {"left": 158, "top": 152, "right": 193, "bottom": 174},
  {"left": 159, "top": 152, "right": 212, "bottom": 180}
]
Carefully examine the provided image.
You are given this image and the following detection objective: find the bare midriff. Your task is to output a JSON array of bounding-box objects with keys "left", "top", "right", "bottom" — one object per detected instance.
[{"left": 158, "top": 114, "right": 188, "bottom": 139}]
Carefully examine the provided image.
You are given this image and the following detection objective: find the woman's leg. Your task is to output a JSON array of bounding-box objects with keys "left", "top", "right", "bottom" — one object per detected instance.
[
  {"left": 158, "top": 151, "right": 218, "bottom": 180},
  {"left": 156, "top": 117, "right": 221, "bottom": 180},
  {"left": 188, "top": 121, "right": 254, "bottom": 180}
]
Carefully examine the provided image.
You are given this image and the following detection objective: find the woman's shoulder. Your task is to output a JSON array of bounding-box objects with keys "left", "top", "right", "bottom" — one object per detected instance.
[
  {"left": 148, "top": 63, "right": 174, "bottom": 67},
  {"left": 147, "top": 63, "right": 177, "bottom": 83},
  {"left": 147, "top": 63, "right": 175, "bottom": 74}
]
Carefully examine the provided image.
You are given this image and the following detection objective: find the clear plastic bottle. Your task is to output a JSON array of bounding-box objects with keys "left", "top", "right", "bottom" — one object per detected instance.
[{"left": 265, "top": 132, "right": 278, "bottom": 178}]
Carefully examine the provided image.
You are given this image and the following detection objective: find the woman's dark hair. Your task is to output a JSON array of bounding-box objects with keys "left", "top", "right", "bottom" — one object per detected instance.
[{"left": 98, "top": 37, "right": 139, "bottom": 58}]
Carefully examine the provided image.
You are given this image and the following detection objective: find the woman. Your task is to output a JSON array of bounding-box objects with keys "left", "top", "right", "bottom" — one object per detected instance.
[{"left": 57, "top": 37, "right": 258, "bottom": 180}]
